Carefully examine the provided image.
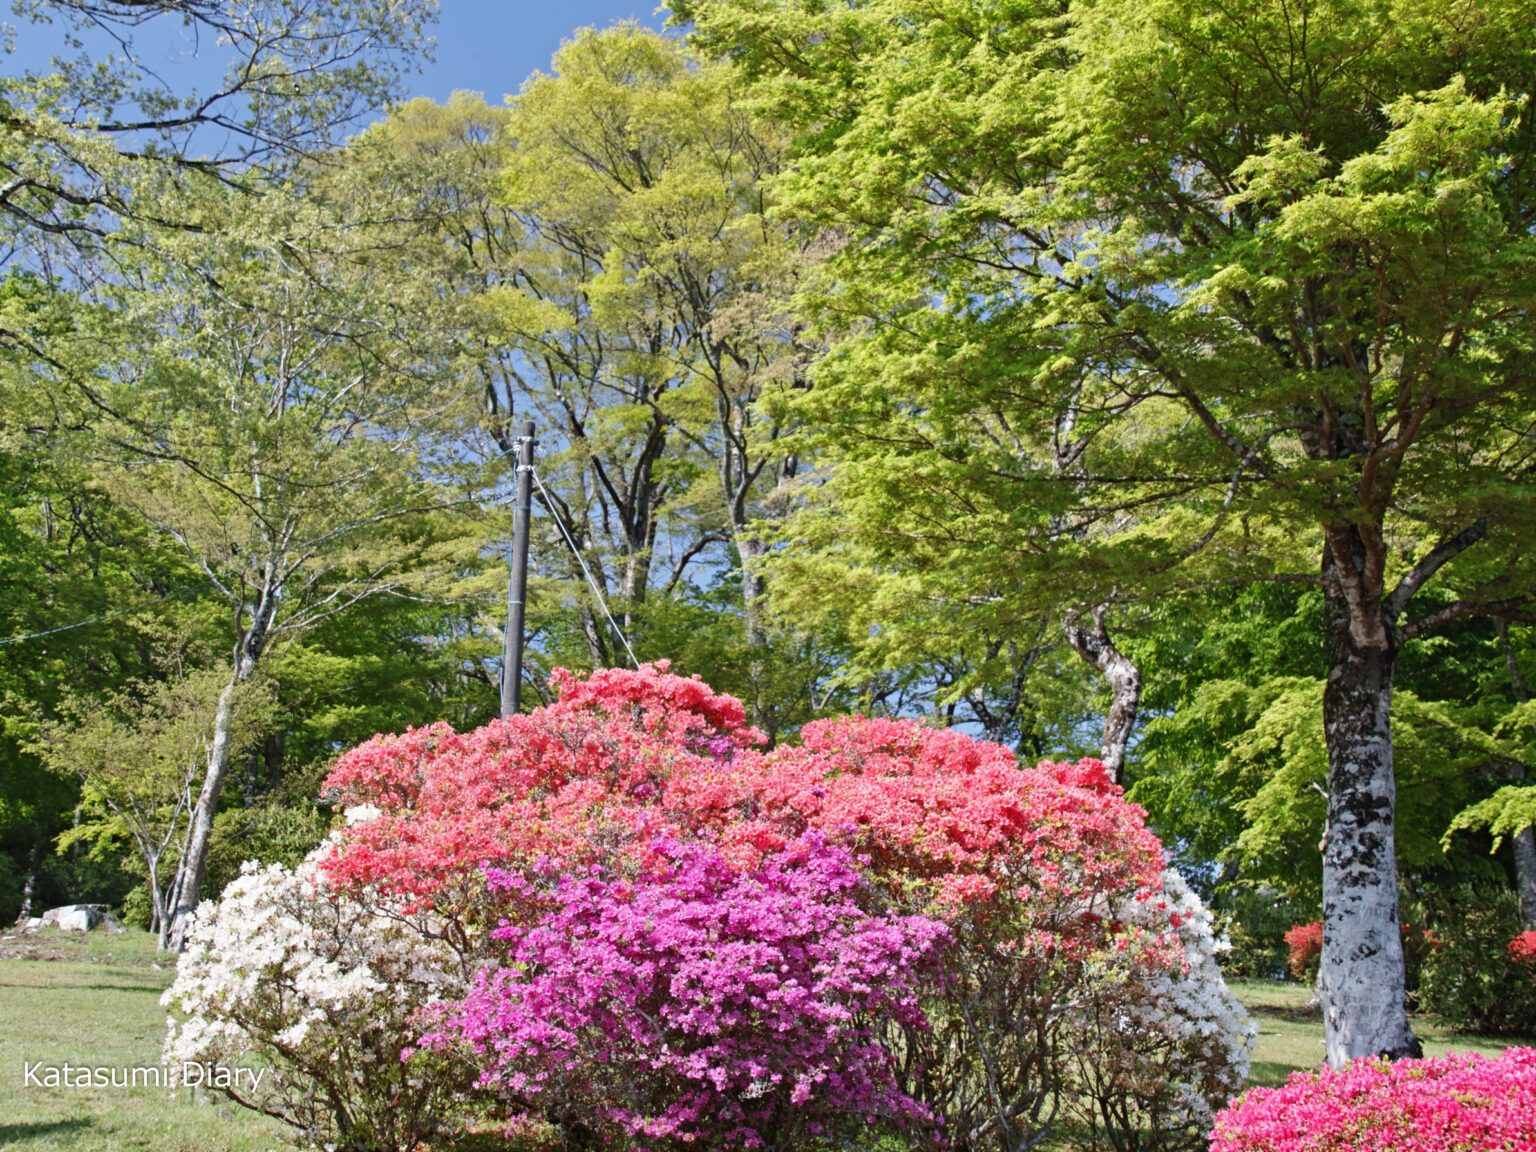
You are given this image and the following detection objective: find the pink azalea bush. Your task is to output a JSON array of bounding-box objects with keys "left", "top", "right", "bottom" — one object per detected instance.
[
  {"left": 182, "top": 661, "right": 1252, "bottom": 1152},
  {"left": 422, "top": 834, "right": 949, "bottom": 1149},
  {"left": 1210, "top": 1047, "right": 1536, "bottom": 1152}
]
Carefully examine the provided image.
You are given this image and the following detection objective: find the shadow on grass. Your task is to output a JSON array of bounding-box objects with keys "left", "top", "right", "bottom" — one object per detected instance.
[
  {"left": 1246, "top": 1001, "right": 1322, "bottom": 1024},
  {"left": 0, "top": 1118, "right": 96, "bottom": 1143},
  {"left": 0, "top": 979, "right": 167, "bottom": 994}
]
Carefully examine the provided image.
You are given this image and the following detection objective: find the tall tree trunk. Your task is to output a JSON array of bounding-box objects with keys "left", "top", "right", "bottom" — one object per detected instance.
[
  {"left": 167, "top": 597, "right": 273, "bottom": 951},
  {"left": 1318, "top": 542, "right": 1420, "bottom": 1065},
  {"left": 1063, "top": 605, "right": 1140, "bottom": 784},
  {"left": 1497, "top": 621, "right": 1536, "bottom": 927}
]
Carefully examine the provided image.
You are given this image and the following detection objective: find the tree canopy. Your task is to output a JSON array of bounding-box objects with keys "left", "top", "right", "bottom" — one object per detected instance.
[{"left": 679, "top": 0, "right": 1536, "bottom": 1062}]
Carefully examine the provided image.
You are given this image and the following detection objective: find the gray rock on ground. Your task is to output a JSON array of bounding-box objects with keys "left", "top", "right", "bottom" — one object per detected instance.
[{"left": 39, "top": 904, "right": 122, "bottom": 932}]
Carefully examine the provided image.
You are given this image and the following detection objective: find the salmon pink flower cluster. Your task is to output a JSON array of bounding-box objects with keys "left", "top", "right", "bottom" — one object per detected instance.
[
  {"left": 1210, "top": 1047, "right": 1536, "bottom": 1152},
  {"left": 175, "top": 663, "right": 1251, "bottom": 1151}
]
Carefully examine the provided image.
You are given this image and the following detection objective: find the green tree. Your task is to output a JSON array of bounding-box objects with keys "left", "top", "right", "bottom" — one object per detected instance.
[
  {"left": 14, "top": 170, "right": 485, "bottom": 947},
  {"left": 683, "top": 0, "right": 1536, "bottom": 1063},
  {"left": 362, "top": 30, "right": 832, "bottom": 735},
  {"left": 488, "top": 26, "right": 806, "bottom": 682},
  {"left": 0, "top": 0, "right": 434, "bottom": 255}
]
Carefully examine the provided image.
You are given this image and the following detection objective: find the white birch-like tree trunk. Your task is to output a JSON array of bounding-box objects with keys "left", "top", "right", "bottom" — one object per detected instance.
[
  {"left": 1064, "top": 606, "right": 1141, "bottom": 784},
  {"left": 167, "top": 598, "right": 274, "bottom": 951}
]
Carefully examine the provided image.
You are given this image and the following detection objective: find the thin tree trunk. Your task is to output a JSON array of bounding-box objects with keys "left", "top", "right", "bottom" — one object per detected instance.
[
  {"left": 14, "top": 839, "right": 38, "bottom": 923},
  {"left": 1496, "top": 620, "right": 1536, "bottom": 927},
  {"left": 167, "top": 669, "right": 245, "bottom": 950},
  {"left": 1318, "top": 549, "right": 1420, "bottom": 1065},
  {"left": 740, "top": 532, "right": 773, "bottom": 736},
  {"left": 1063, "top": 605, "right": 1140, "bottom": 784},
  {"left": 167, "top": 597, "right": 273, "bottom": 951},
  {"left": 145, "top": 848, "right": 166, "bottom": 940}
]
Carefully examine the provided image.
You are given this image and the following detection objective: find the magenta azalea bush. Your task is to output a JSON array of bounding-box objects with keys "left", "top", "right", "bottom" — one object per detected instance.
[
  {"left": 1210, "top": 1047, "right": 1536, "bottom": 1152},
  {"left": 422, "top": 835, "right": 948, "bottom": 1148}
]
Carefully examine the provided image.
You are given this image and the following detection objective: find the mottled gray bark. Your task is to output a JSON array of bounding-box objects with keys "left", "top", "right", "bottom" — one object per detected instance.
[
  {"left": 1318, "top": 537, "right": 1419, "bottom": 1065},
  {"left": 1064, "top": 605, "right": 1141, "bottom": 784}
]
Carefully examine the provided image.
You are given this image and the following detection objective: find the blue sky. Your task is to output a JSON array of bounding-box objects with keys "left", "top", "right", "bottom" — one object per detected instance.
[
  {"left": 3, "top": 1, "right": 668, "bottom": 120},
  {"left": 419, "top": 2, "right": 667, "bottom": 104}
]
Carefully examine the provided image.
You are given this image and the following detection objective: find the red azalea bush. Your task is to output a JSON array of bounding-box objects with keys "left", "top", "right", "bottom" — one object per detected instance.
[
  {"left": 1210, "top": 1047, "right": 1536, "bottom": 1152},
  {"left": 314, "top": 662, "right": 1252, "bottom": 1151},
  {"left": 1284, "top": 921, "right": 1323, "bottom": 984},
  {"left": 1512, "top": 931, "right": 1536, "bottom": 968}
]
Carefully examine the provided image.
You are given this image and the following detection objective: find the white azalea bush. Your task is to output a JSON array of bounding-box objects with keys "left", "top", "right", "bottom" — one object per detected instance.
[
  {"left": 162, "top": 841, "right": 475, "bottom": 1152},
  {"left": 1066, "top": 870, "right": 1258, "bottom": 1151}
]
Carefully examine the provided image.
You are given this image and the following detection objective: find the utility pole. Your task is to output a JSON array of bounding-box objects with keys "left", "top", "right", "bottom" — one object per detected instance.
[{"left": 501, "top": 421, "right": 536, "bottom": 718}]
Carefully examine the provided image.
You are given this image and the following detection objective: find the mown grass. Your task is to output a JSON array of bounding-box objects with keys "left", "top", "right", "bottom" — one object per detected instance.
[
  {"left": 0, "top": 925, "right": 286, "bottom": 1151},
  {"left": 1, "top": 931, "right": 1531, "bottom": 1150},
  {"left": 1232, "top": 979, "right": 1529, "bottom": 1089}
]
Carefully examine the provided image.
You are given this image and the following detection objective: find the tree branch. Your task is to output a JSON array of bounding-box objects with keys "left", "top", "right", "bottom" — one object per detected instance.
[
  {"left": 1384, "top": 519, "right": 1488, "bottom": 621},
  {"left": 1400, "top": 596, "right": 1535, "bottom": 642}
]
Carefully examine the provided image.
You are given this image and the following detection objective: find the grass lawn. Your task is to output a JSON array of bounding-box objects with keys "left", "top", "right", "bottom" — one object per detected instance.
[
  {"left": 1, "top": 929, "right": 1530, "bottom": 1150},
  {"left": 0, "top": 926, "right": 286, "bottom": 1152},
  {"left": 1232, "top": 979, "right": 1531, "bottom": 1089}
]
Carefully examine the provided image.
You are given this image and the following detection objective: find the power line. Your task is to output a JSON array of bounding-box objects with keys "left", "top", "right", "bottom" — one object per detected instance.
[
  {"left": 0, "top": 596, "right": 169, "bottom": 647},
  {"left": 529, "top": 467, "right": 640, "bottom": 669}
]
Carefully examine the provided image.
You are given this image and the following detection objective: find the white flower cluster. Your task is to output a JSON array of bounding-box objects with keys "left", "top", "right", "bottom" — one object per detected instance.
[
  {"left": 1067, "top": 869, "right": 1258, "bottom": 1149},
  {"left": 162, "top": 841, "right": 469, "bottom": 1151},
  {"left": 1130, "top": 870, "right": 1257, "bottom": 1108}
]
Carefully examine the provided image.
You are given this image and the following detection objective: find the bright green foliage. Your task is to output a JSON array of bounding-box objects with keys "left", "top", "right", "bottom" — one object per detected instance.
[
  {"left": 683, "top": 0, "right": 1536, "bottom": 636},
  {"left": 1446, "top": 785, "right": 1536, "bottom": 853},
  {"left": 683, "top": 0, "right": 1536, "bottom": 867}
]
